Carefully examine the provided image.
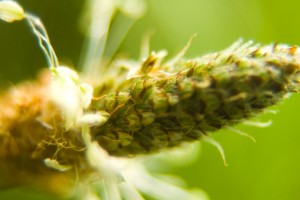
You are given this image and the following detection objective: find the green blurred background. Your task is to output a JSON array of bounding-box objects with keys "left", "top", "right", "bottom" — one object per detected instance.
[{"left": 1, "top": 0, "right": 300, "bottom": 199}]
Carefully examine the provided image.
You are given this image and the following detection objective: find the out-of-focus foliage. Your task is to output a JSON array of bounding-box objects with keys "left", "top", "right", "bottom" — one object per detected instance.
[{"left": 0, "top": 0, "right": 300, "bottom": 200}]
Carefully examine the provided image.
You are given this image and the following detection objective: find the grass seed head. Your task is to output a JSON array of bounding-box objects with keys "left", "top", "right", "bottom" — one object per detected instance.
[{"left": 91, "top": 41, "right": 300, "bottom": 156}]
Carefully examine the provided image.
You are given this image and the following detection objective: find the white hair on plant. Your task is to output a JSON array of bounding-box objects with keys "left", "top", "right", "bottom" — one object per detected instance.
[
  {"left": 202, "top": 135, "right": 228, "bottom": 166},
  {"left": 226, "top": 127, "right": 256, "bottom": 143},
  {"left": 242, "top": 120, "right": 273, "bottom": 128}
]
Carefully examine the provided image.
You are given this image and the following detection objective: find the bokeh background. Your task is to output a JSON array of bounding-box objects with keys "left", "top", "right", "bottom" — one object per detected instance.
[{"left": 1, "top": 0, "right": 300, "bottom": 199}]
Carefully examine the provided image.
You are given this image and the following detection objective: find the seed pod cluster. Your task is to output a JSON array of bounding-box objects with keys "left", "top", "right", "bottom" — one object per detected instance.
[{"left": 91, "top": 42, "right": 300, "bottom": 156}]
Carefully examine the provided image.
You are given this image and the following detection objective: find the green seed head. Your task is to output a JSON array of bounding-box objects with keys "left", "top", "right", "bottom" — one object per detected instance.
[{"left": 91, "top": 41, "right": 300, "bottom": 156}]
